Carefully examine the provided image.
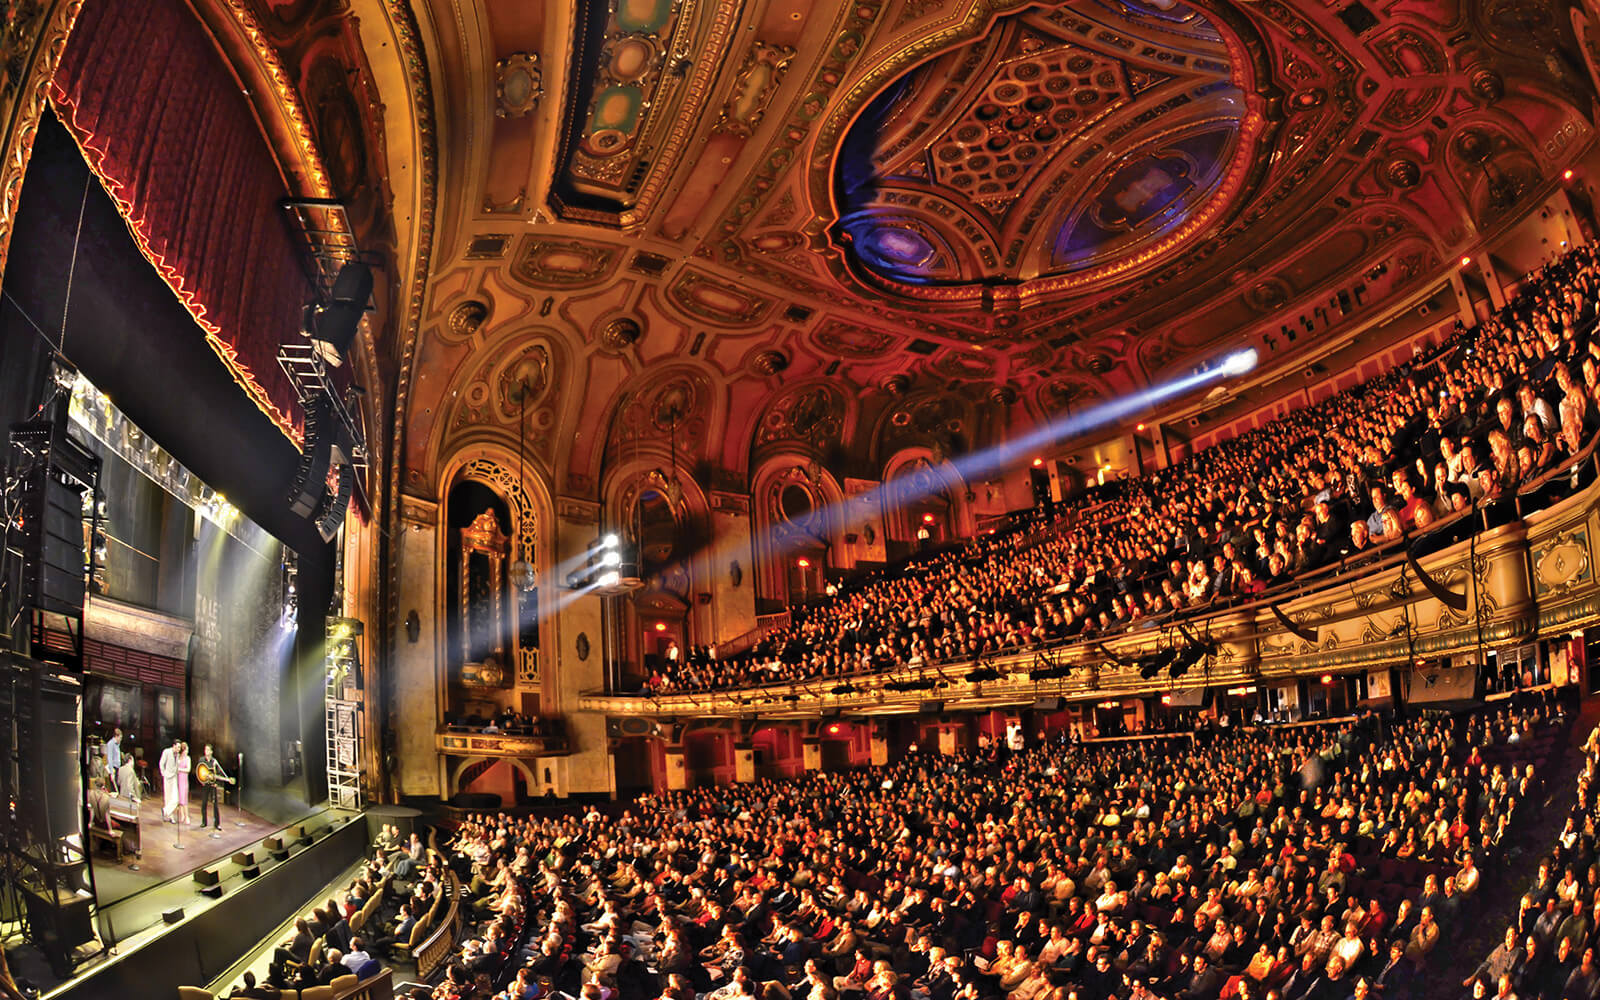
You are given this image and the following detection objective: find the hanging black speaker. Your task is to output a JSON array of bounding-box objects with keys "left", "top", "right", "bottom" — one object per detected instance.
[
  {"left": 286, "top": 392, "right": 334, "bottom": 518},
  {"left": 314, "top": 462, "right": 354, "bottom": 542},
  {"left": 16, "top": 469, "right": 86, "bottom": 617}
]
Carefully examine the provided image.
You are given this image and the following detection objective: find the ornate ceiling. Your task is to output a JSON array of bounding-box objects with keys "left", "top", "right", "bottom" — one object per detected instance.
[
  {"left": 834, "top": 0, "right": 1252, "bottom": 289},
  {"left": 301, "top": 0, "right": 1600, "bottom": 504}
]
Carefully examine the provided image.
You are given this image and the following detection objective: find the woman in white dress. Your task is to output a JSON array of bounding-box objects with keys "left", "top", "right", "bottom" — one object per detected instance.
[{"left": 174, "top": 742, "right": 192, "bottom": 825}]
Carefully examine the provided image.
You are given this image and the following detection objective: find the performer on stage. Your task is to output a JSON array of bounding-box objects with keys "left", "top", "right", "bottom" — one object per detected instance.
[
  {"left": 102, "top": 727, "right": 122, "bottom": 782},
  {"left": 198, "top": 743, "right": 232, "bottom": 830},
  {"left": 175, "top": 741, "right": 192, "bottom": 825},
  {"left": 116, "top": 748, "right": 139, "bottom": 802},
  {"left": 159, "top": 739, "right": 180, "bottom": 822}
]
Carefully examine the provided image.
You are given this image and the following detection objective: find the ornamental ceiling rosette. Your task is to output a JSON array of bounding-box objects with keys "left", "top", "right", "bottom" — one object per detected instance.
[{"left": 829, "top": 0, "right": 1261, "bottom": 300}]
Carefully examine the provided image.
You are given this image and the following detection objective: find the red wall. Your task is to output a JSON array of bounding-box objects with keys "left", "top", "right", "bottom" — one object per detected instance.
[
  {"left": 684, "top": 729, "right": 735, "bottom": 786},
  {"left": 85, "top": 637, "right": 187, "bottom": 754}
]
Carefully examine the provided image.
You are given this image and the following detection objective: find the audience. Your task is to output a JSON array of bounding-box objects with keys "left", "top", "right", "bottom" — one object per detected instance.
[
  {"left": 420, "top": 697, "right": 1564, "bottom": 1000},
  {"left": 644, "top": 244, "right": 1600, "bottom": 696},
  {"left": 1459, "top": 717, "right": 1600, "bottom": 1000}
]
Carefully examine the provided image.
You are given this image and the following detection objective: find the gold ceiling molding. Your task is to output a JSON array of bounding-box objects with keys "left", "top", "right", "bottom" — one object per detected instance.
[
  {"left": 0, "top": 0, "right": 83, "bottom": 281},
  {"left": 379, "top": 0, "right": 440, "bottom": 704},
  {"left": 184, "top": 0, "right": 333, "bottom": 195},
  {"left": 622, "top": 0, "right": 742, "bottom": 228},
  {"left": 185, "top": 0, "right": 384, "bottom": 454},
  {"left": 801, "top": 0, "right": 1270, "bottom": 307}
]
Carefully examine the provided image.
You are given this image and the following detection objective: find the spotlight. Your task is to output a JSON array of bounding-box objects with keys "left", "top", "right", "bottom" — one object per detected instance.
[
  {"left": 599, "top": 570, "right": 620, "bottom": 587},
  {"left": 602, "top": 533, "right": 620, "bottom": 549},
  {"left": 307, "top": 261, "right": 373, "bottom": 368},
  {"left": 601, "top": 550, "right": 621, "bottom": 566},
  {"left": 1220, "top": 348, "right": 1259, "bottom": 377}
]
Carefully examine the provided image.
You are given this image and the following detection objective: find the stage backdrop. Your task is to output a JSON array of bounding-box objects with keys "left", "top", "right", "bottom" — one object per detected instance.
[{"left": 191, "top": 519, "right": 304, "bottom": 822}]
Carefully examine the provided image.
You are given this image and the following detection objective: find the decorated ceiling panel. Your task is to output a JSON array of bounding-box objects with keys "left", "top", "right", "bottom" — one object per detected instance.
[
  {"left": 834, "top": 0, "right": 1253, "bottom": 290},
  {"left": 390, "top": 0, "right": 1600, "bottom": 504}
]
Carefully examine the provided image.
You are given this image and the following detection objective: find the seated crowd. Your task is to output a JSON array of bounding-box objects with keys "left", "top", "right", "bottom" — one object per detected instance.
[
  {"left": 1457, "top": 717, "right": 1600, "bottom": 1000},
  {"left": 645, "top": 245, "right": 1600, "bottom": 695},
  {"left": 216, "top": 828, "right": 422, "bottom": 997},
  {"left": 420, "top": 697, "right": 1564, "bottom": 1000}
]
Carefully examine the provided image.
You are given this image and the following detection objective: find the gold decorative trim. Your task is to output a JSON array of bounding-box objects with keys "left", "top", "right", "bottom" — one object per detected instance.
[
  {"left": 382, "top": 0, "right": 440, "bottom": 730},
  {"left": 0, "top": 0, "right": 83, "bottom": 298}
]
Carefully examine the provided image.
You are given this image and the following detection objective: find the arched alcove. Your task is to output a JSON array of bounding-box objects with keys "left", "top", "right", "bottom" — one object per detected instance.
[
  {"left": 882, "top": 448, "right": 975, "bottom": 554},
  {"left": 750, "top": 454, "right": 848, "bottom": 607}
]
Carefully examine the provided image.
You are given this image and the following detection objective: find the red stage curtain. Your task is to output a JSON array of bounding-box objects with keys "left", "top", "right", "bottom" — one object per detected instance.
[{"left": 50, "top": 0, "right": 309, "bottom": 440}]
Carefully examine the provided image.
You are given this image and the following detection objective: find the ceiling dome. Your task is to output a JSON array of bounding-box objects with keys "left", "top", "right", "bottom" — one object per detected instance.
[{"left": 833, "top": 0, "right": 1254, "bottom": 292}]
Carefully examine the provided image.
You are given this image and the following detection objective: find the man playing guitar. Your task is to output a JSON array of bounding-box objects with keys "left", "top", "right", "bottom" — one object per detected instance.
[{"left": 197, "top": 744, "right": 234, "bottom": 830}]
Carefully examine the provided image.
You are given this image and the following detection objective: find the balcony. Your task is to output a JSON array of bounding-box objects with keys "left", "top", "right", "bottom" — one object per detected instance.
[
  {"left": 435, "top": 726, "right": 568, "bottom": 758},
  {"left": 580, "top": 451, "right": 1600, "bottom": 718}
]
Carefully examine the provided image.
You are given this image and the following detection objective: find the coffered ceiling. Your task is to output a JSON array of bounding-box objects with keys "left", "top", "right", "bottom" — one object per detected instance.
[{"left": 344, "top": 0, "right": 1599, "bottom": 499}]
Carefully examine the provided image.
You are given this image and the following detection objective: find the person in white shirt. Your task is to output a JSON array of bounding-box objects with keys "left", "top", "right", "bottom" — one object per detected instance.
[
  {"left": 159, "top": 740, "right": 180, "bottom": 822},
  {"left": 341, "top": 938, "right": 369, "bottom": 971}
]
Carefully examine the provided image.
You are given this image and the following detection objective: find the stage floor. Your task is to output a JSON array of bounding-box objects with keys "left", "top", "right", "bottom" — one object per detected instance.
[{"left": 91, "top": 796, "right": 287, "bottom": 905}]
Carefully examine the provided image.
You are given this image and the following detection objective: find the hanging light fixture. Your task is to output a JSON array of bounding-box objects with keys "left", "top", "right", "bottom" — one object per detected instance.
[
  {"left": 510, "top": 378, "right": 536, "bottom": 592},
  {"left": 663, "top": 402, "right": 684, "bottom": 508}
]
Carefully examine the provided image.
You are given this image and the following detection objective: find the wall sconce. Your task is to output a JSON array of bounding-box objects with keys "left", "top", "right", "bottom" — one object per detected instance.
[
  {"left": 730, "top": 560, "right": 743, "bottom": 587},
  {"left": 404, "top": 610, "right": 420, "bottom": 644}
]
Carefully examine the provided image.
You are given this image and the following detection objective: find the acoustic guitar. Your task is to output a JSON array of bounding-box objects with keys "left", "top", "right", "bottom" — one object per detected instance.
[{"left": 195, "top": 761, "right": 235, "bottom": 786}]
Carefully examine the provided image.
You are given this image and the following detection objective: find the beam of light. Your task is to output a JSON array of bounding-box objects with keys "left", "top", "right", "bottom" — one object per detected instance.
[
  {"left": 689, "top": 349, "right": 1258, "bottom": 585},
  {"left": 523, "top": 347, "right": 1256, "bottom": 630}
]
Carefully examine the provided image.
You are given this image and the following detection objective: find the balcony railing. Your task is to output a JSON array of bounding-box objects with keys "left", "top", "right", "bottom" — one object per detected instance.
[
  {"left": 435, "top": 727, "right": 568, "bottom": 757},
  {"left": 580, "top": 439, "right": 1600, "bottom": 718}
]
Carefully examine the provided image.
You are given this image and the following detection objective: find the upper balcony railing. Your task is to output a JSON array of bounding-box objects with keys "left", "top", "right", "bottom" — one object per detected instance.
[{"left": 581, "top": 435, "right": 1600, "bottom": 718}]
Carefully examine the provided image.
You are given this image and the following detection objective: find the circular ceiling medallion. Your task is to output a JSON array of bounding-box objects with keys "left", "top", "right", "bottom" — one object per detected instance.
[
  {"left": 1385, "top": 157, "right": 1422, "bottom": 189},
  {"left": 830, "top": 0, "right": 1253, "bottom": 296},
  {"left": 599, "top": 317, "right": 643, "bottom": 350},
  {"left": 495, "top": 53, "right": 543, "bottom": 118},
  {"left": 448, "top": 299, "right": 489, "bottom": 338},
  {"left": 748, "top": 349, "right": 790, "bottom": 376}
]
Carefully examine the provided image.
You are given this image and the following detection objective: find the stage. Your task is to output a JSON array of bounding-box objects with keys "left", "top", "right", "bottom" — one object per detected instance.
[
  {"left": 91, "top": 793, "right": 284, "bottom": 905},
  {"left": 9, "top": 807, "right": 368, "bottom": 1000}
]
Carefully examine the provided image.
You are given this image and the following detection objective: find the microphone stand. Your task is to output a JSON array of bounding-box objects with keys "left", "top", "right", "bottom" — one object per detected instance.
[{"left": 234, "top": 751, "right": 247, "bottom": 828}]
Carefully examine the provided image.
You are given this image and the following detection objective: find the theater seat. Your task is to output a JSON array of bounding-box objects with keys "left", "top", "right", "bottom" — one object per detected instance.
[
  {"left": 301, "top": 988, "right": 334, "bottom": 1000},
  {"left": 329, "top": 974, "right": 357, "bottom": 993},
  {"left": 177, "top": 988, "right": 213, "bottom": 1000}
]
